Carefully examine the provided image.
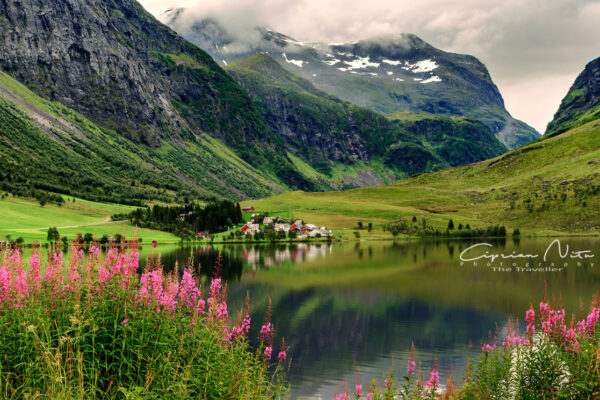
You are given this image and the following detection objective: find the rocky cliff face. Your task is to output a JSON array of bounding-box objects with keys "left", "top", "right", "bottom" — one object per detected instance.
[
  {"left": 547, "top": 57, "right": 600, "bottom": 135},
  {"left": 0, "top": 0, "right": 282, "bottom": 152},
  {"left": 161, "top": 11, "right": 540, "bottom": 149},
  {"left": 226, "top": 54, "right": 406, "bottom": 166}
]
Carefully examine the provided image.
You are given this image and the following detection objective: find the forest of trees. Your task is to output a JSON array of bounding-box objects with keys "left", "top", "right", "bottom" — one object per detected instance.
[{"left": 118, "top": 201, "right": 243, "bottom": 238}]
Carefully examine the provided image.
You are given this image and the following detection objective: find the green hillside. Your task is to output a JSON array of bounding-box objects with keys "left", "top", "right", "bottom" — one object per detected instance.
[
  {"left": 244, "top": 112, "right": 600, "bottom": 236},
  {"left": 0, "top": 69, "right": 289, "bottom": 204}
]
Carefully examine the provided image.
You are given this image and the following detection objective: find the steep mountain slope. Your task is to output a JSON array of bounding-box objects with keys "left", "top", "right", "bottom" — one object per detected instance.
[
  {"left": 247, "top": 90, "right": 600, "bottom": 234},
  {"left": 161, "top": 11, "right": 540, "bottom": 149},
  {"left": 546, "top": 57, "right": 600, "bottom": 136},
  {"left": 226, "top": 54, "right": 507, "bottom": 186},
  {"left": 386, "top": 113, "right": 508, "bottom": 167},
  {"left": 0, "top": 69, "right": 286, "bottom": 203},
  {"left": 0, "top": 0, "right": 316, "bottom": 194}
]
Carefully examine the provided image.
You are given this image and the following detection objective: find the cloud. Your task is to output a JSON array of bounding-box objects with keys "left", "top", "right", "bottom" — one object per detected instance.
[{"left": 141, "top": 0, "right": 600, "bottom": 133}]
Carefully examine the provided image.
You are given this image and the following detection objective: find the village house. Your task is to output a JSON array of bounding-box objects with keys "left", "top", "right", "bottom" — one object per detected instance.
[
  {"left": 274, "top": 223, "right": 290, "bottom": 232},
  {"left": 242, "top": 206, "right": 255, "bottom": 212},
  {"left": 195, "top": 232, "right": 210, "bottom": 239},
  {"left": 290, "top": 220, "right": 309, "bottom": 233},
  {"left": 308, "top": 227, "right": 332, "bottom": 237},
  {"left": 263, "top": 216, "right": 274, "bottom": 225},
  {"left": 241, "top": 223, "right": 260, "bottom": 235}
]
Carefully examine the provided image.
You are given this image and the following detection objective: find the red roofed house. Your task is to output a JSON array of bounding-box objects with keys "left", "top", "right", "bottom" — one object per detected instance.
[
  {"left": 241, "top": 223, "right": 260, "bottom": 235},
  {"left": 242, "top": 206, "right": 255, "bottom": 212}
]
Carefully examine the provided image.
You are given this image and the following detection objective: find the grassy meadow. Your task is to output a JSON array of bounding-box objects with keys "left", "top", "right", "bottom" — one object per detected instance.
[{"left": 0, "top": 194, "right": 178, "bottom": 243}]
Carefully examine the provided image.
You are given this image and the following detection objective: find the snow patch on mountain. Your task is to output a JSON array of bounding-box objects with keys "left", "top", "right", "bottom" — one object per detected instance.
[
  {"left": 403, "top": 59, "right": 438, "bottom": 73},
  {"left": 282, "top": 53, "right": 304, "bottom": 67},
  {"left": 324, "top": 58, "right": 341, "bottom": 66},
  {"left": 382, "top": 59, "right": 402, "bottom": 66},
  {"left": 343, "top": 56, "right": 380, "bottom": 70},
  {"left": 421, "top": 75, "right": 442, "bottom": 84}
]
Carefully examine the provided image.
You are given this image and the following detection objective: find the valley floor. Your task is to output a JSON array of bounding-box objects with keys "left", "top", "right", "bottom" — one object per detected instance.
[{"left": 243, "top": 117, "right": 600, "bottom": 238}]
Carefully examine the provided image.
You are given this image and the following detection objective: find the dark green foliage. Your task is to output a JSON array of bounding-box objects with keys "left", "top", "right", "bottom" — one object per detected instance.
[
  {"left": 388, "top": 113, "right": 508, "bottom": 166},
  {"left": 383, "top": 142, "right": 445, "bottom": 175},
  {"left": 125, "top": 201, "right": 243, "bottom": 237},
  {"left": 46, "top": 227, "right": 59, "bottom": 242},
  {"left": 384, "top": 220, "right": 507, "bottom": 238}
]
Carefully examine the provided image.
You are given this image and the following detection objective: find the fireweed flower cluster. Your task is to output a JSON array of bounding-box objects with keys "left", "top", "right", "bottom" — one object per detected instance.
[
  {"left": 333, "top": 299, "right": 600, "bottom": 399},
  {"left": 0, "top": 246, "right": 288, "bottom": 399}
]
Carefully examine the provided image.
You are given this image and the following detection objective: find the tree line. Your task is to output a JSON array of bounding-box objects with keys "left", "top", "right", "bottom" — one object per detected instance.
[{"left": 116, "top": 201, "right": 243, "bottom": 238}]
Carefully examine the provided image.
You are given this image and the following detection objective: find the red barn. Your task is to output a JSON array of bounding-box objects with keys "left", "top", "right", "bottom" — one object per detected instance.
[{"left": 242, "top": 206, "right": 255, "bottom": 212}]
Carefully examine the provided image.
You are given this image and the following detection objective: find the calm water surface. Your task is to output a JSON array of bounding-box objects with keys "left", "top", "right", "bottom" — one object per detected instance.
[{"left": 35, "top": 239, "right": 600, "bottom": 399}]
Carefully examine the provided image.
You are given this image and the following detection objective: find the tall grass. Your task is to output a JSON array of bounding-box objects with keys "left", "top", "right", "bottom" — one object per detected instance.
[{"left": 0, "top": 245, "right": 287, "bottom": 399}]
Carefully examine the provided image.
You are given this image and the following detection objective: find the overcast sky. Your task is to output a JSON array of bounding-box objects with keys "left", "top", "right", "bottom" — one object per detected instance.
[{"left": 140, "top": 0, "right": 600, "bottom": 133}]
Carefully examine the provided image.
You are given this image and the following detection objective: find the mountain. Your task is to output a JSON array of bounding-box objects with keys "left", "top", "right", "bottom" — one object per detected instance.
[
  {"left": 160, "top": 11, "right": 540, "bottom": 149},
  {"left": 225, "top": 54, "right": 507, "bottom": 186},
  {"left": 0, "top": 0, "right": 319, "bottom": 199},
  {"left": 546, "top": 57, "right": 600, "bottom": 136},
  {"left": 247, "top": 67, "right": 600, "bottom": 234}
]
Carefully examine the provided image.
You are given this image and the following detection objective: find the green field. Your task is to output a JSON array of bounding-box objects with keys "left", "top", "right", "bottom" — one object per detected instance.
[
  {"left": 0, "top": 194, "right": 178, "bottom": 243},
  {"left": 243, "top": 115, "right": 600, "bottom": 238}
]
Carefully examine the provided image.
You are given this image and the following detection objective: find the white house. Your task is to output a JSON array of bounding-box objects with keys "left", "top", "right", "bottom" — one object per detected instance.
[
  {"left": 263, "top": 216, "right": 274, "bottom": 225},
  {"left": 241, "top": 223, "right": 260, "bottom": 235},
  {"left": 274, "top": 223, "right": 290, "bottom": 232},
  {"left": 308, "top": 228, "right": 331, "bottom": 237}
]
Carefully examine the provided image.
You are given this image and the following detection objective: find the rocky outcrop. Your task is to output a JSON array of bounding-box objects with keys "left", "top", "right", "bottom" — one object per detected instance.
[
  {"left": 547, "top": 57, "right": 600, "bottom": 135},
  {"left": 0, "top": 0, "right": 278, "bottom": 151}
]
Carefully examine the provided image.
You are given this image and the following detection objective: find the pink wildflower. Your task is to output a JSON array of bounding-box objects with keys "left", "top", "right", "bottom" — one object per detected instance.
[
  {"left": 525, "top": 306, "right": 535, "bottom": 336},
  {"left": 564, "top": 328, "right": 580, "bottom": 353},
  {"left": 355, "top": 384, "right": 363, "bottom": 397},
  {"left": 407, "top": 359, "right": 416, "bottom": 374},
  {"left": 384, "top": 378, "right": 392, "bottom": 391},
  {"left": 586, "top": 307, "right": 600, "bottom": 336},
  {"left": 260, "top": 322, "right": 272, "bottom": 341},
  {"left": 482, "top": 343, "right": 497, "bottom": 353},
  {"left": 264, "top": 346, "right": 272, "bottom": 360},
  {"left": 425, "top": 367, "right": 439, "bottom": 390},
  {"left": 121, "top": 318, "right": 129, "bottom": 326},
  {"left": 278, "top": 350, "right": 287, "bottom": 363}
]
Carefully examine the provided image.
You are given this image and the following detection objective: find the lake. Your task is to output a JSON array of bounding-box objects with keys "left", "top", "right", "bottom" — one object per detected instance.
[
  {"left": 18, "top": 238, "right": 600, "bottom": 399},
  {"left": 138, "top": 238, "right": 600, "bottom": 399}
]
